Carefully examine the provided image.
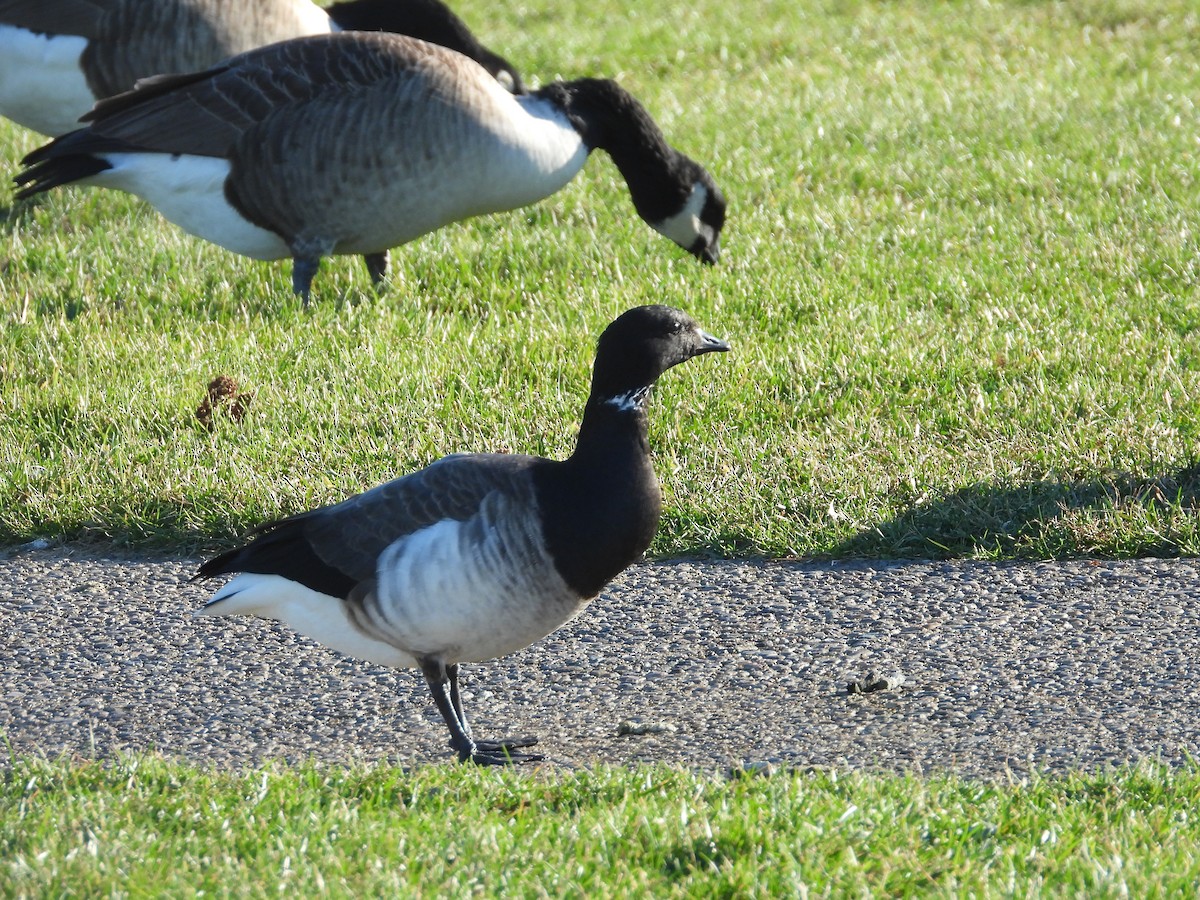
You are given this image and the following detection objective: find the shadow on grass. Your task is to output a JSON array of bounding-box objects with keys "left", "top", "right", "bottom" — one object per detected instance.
[
  {"left": 833, "top": 461, "right": 1200, "bottom": 559},
  {"left": 1, "top": 196, "right": 38, "bottom": 235}
]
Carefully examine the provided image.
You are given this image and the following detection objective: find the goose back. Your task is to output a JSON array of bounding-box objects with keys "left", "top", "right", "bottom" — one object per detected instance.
[
  {"left": 81, "top": 0, "right": 332, "bottom": 99},
  {"left": 0, "top": 0, "right": 521, "bottom": 136},
  {"left": 33, "top": 33, "right": 584, "bottom": 258}
]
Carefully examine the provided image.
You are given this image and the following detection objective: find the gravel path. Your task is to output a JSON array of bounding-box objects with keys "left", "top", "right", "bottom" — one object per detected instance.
[{"left": 2, "top": 546, "right": 1198, "bottom": 777}]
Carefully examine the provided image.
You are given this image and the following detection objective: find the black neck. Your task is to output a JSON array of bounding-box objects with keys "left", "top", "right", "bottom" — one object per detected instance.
[
  {"left": 328, "top": 0, "right": 516, "bottom": 85},
  {"left": 535, "top": 78, "right": 693, "bottom": 223},
  {"left": 534, "top": 389, "right": 662, "bottom": 598},
  {"left": 329, "top": 0, "right": 478, "bottom": 48},
  {"left": 573, "top": 391, "right": 649, "bottom": 452}
]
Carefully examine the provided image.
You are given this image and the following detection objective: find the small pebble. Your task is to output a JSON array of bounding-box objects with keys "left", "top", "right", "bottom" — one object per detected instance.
[
  {"left": 616, "top": 719, "right": 678, "bottom": 736},
  {"left": 847, "top": 672, "right": 907, "bottom": 694}
]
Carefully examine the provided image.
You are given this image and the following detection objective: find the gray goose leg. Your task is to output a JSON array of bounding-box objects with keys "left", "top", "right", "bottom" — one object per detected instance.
[
  {"left": 447, "top": 663, "right": 540, "bottom": 757},
  {"left": 291, "top": 256, "right": 320, "bottom": 305},
  {"left": 363, "top": 251, "right": 389, "bottom": 287},
  {"left": 420, "top": 658, "right": 541, "bottom": 766}
]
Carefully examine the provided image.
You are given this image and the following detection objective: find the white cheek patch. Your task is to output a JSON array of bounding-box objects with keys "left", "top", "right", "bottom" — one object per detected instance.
[
  {"left": 651, "top": 182, "right": 715, "bottom": 251},
  {"left": 494, "top": 69, "right": 517, "bottom": 93}
]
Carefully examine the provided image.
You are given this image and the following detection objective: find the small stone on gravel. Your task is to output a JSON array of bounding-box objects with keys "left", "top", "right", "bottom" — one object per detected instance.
[{"left": 847, "top": 672, "right": 907, "bottom": 694}]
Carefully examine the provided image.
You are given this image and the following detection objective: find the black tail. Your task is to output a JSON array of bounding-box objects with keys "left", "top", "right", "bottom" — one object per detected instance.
[
  {"left": 14, "top": 154, "right": 112, "bottom": 201},
  {"left": 194, "top": 516, "right": 300, "bottom": 581},
  {"left": 12, "top": 128, "right": 145, "bottom": 200},
  {"left": 194, "top": 514, "right": 356, "bottom": 600}
]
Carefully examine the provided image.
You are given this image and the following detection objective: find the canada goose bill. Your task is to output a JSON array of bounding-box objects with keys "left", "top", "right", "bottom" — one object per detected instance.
[
  {"left": 14, "top": 32, "right": 726, "bottom": 304},
  {"left": 0, "top": 0, "right": 522, "bottom": 138},
  {"left": 195, "top": 305, "right": 730, "bottom": 766}
]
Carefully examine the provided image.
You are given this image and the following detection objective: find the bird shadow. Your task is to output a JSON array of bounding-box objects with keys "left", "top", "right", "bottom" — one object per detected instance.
[
  {"left": 1, "top": 191, "right": 45, "bottom": 239},
  {"left": 831, "top": 461, "right": 1200, "bottom": 559}
]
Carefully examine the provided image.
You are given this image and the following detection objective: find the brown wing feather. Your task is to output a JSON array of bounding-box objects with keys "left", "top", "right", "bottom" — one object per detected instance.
[{"left": 80, "top": 32, "right": 447, "bottom": 158}]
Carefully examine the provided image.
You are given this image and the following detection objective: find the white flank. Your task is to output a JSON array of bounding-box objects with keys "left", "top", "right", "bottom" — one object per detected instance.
[
  {"left": 198, "top": 573, "right": 419, "bottom": 668},
  {"left": 92, "top": 153, "right": 291, "bottom": 259},
  {"left": 369, "top": 512, "right": 580, "bottom": 664},
  {"left": 198, "top": 499, "right": 581, "bottom": 669},
  {"left": 651, "top": 182, "right": 715, "bottom": 251},
  {"left": 0, "top": 26, "right": 93, "bottom": 136}
]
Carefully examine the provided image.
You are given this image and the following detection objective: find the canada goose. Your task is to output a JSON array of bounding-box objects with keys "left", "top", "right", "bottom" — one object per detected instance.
[
  {"left": 15, "top": 32, "right": 726, "bottom": 302},
  {"left": 0, "top": 0, "right": 522, "bottom": 137},
  {"left": 194, "top": 305, "right": 729, "bottom": 765}
]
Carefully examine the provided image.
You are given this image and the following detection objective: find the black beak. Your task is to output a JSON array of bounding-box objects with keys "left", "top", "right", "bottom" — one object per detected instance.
[
  {"left": 695, "top": 329, "right": 730, "bottom": 354},
  {"left": 691, "top": 236, "right": 721, "bottom": 265}
]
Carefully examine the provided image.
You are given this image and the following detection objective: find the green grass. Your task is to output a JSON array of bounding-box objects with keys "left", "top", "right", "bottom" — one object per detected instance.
[
  {"left": 2, "top": 0, "right": 1199, "bottom": 558},
  {"left": 3, "top": 755, "right": 1200, "bottom": 896}
]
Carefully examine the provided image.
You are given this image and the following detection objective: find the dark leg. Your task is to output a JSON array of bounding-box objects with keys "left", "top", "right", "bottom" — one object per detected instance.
[
  {"left": 291, "top": 256, "right": 320, "bottom": 305},
  {"left": 421, "top": 658, "right": 476, "bottom": 760},
  {"left": 448, "top": 663, "right": 539, "bottom": 756},
  {"left": 363, "top": 251, "right": 389, "bottom": 287},
  {"left": 446, "top": 662, "right": 472, "bottom": 739},
  {"left": 420, "top": 658, "right": 541, "bottom": 766}
]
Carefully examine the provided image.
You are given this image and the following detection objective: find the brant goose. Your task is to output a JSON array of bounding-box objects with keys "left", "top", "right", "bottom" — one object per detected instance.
[
  {"left": 0, "top": 0, "right": 522, "bottom": 138},
  {"left": 194, "top": 305, "right": 729, "bottom": 765},
  {"left": 14, "top": 32, "right": 726, "bottom": 302}
]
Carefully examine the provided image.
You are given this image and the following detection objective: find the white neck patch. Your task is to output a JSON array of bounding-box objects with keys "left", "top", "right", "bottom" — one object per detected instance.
[
  {"left": 604, "top": 387, "right": 650, "bottom": 412},
  {"left": 652, "top": 182, "right": 714, "bottom": 251}
]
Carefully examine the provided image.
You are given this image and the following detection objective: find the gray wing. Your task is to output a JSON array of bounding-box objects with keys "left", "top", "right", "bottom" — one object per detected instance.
[
  {"left": 305, "top": 453, "right": 540, "bottom": 580},
  {"left": 197, "top": 453, "right": 542, "bottom": 597},
  {"left": 80, "top": 31, "right": 468, "bottom": 157}
]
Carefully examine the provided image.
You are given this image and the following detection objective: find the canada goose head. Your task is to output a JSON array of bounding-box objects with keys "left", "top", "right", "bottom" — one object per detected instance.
[
  {"left": 326, "top": 0, "right": 524, "bottom": 93},
  {"left": 538, "top": 78, "right": 726, "bottom": 265},
  {"left": 649, "top": 169, "right": 726, "bottom": 266}
]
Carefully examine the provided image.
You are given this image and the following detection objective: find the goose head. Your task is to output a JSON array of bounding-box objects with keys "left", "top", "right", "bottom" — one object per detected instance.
[
  {"left": 649, "top": 169, "right": 726, "bottom": 265},
  {"left": 589, "top": 304, "right": 730, "bottom": 404},
  {"left": 539, "top": 78, "right": 726, "bottom": 264}
]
